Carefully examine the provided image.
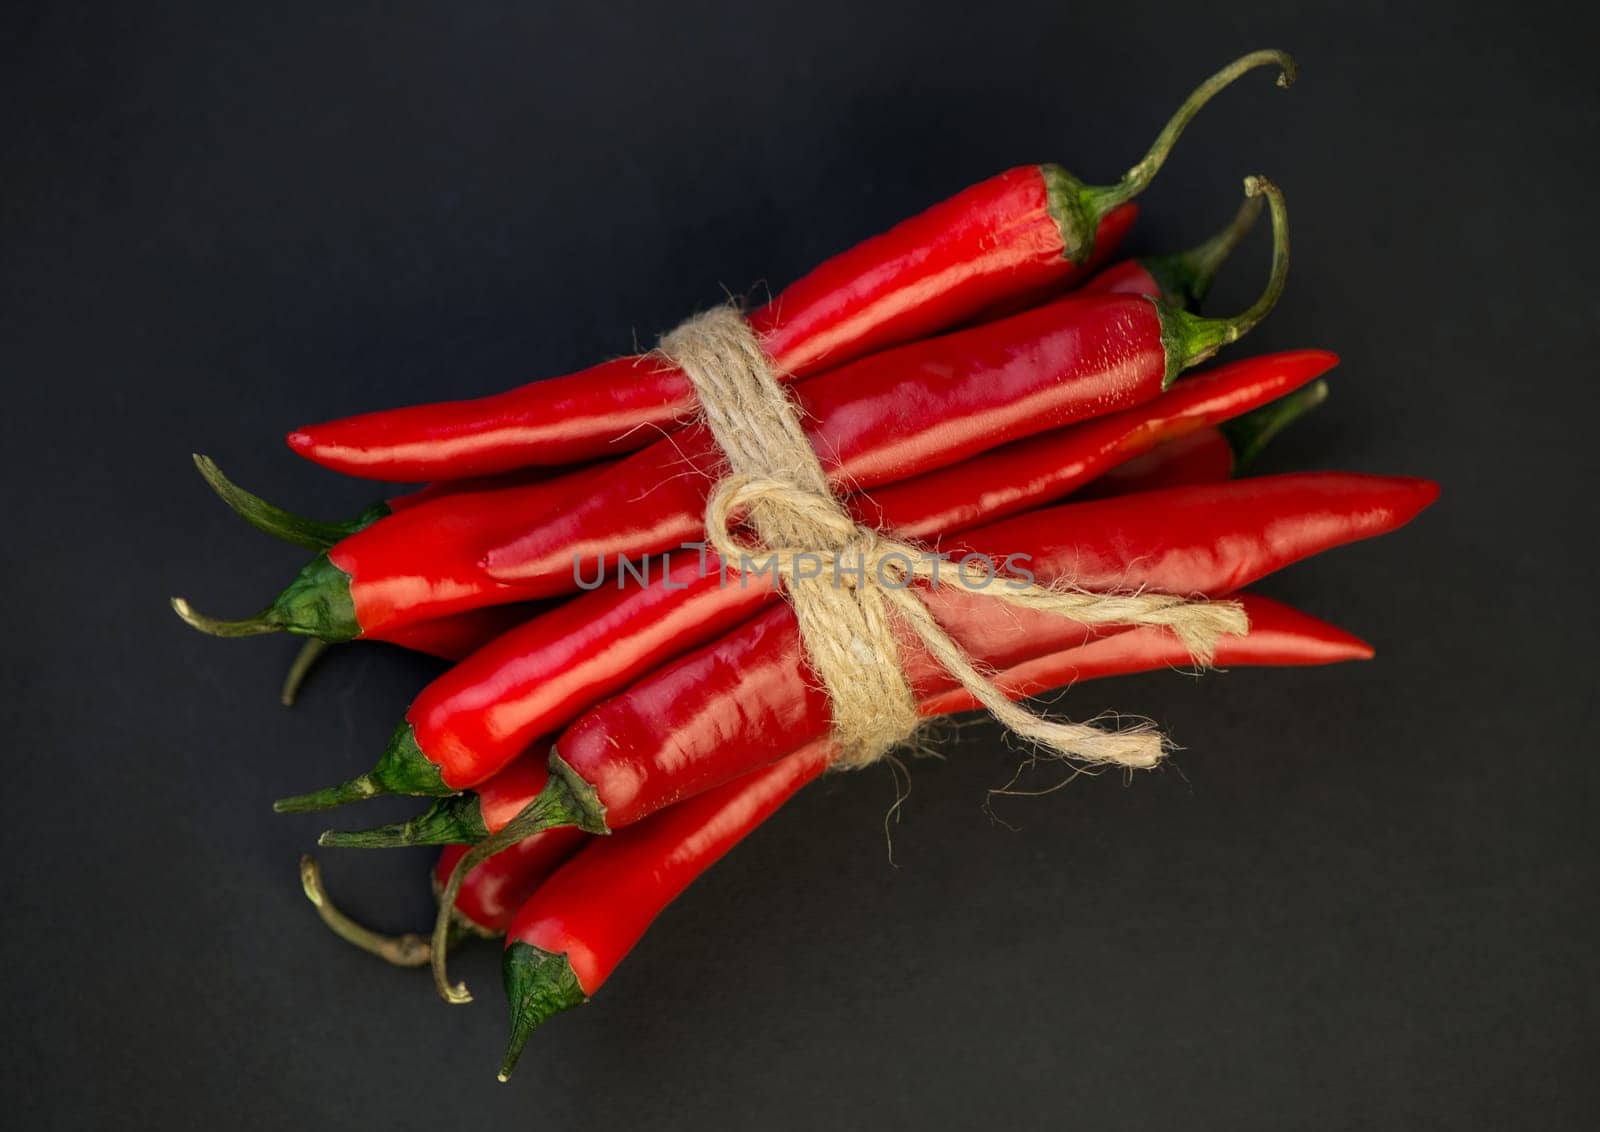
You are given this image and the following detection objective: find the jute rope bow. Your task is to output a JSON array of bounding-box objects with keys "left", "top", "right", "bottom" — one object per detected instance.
[{"left": 659, "top": 306, "right": 1249, "bottom": 772}]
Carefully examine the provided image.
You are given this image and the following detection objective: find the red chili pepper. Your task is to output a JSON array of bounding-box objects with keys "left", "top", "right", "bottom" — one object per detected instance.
[
  {"left": 491, "top": 590, "right": 1368, "bottom": 1074},
  {"left": 916, "top": 592, "right": 1371, "bottom": 716},
  {"left": 851, "top": 350, "right": 1332, "bottom": 540},
  {"left": 185, "top": 457, "right": 585, "bottom": 702},
  {"left": 495, "top": 746, "right": 831, "bottom": 1074},
  {"left": 171, "top": 467, "right": 589, "bottom": 644},
  {"left": 285, "top": 53, "right": 1292, "bottom": 483}
]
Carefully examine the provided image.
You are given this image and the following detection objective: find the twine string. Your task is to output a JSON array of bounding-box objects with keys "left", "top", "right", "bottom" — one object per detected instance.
[{"left": 660, "top": 307, "right": 1248, "bottom": 772}]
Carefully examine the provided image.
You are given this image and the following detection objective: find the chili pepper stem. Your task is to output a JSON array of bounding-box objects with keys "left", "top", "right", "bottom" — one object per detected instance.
[
  {"left": 298, "top": 855, "right": 434, "bottom": 967},
  {"left": 192, "top": 455, "right": 384, "bottom": 551},
  {"left": 1160, "top": 176, "right": 1290, "bottom": 383},
  {"left": 318, "top": 794, "right": 488, "bottom": 849},
  {"left": 274, "top": 722, "right": 450, "bottom": 812},
  {"left": 1223, "top": 379, "right": 1329, "bottom": 470},
  {"left": 1141, "top": 193, "right": 1265, "bottom": 310},
  {"left": 173, "top": 553, "right": 361, "bottom": 643},
  {"left": 430, "top": 758, "right": 607, "bottom": 1003},
  {"left": 498, "top": 942, "right": 587, "bottom": 1082},
  {"left": 170, "top": 596, "right": 285, "bottom": 638},
  {"left": 281, "top": 638, "right": 332, "bottom": 706},
  {"left": 1047, "top": 49, "right": 1295, "bottom": 262}
]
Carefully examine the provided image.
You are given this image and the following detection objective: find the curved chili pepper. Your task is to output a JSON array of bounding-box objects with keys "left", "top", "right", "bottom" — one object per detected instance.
[
  {"left": 492, "top": 591, "right": 1368, "bottom": 1072},
  {"left": 171, "top": 468, "right": 589, "bottom": 644},
  {"left": 287, "top": 52, "right": 1293, "bottom": 483},
  {"left": 173, "top": 178, "right": 1292, "bottom": 647}
]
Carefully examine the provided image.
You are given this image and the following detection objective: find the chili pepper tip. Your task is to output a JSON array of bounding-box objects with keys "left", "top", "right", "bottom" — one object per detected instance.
[
  {"left": 278, "top": 724, "right": 451, "bottom": 814},
  {"left": 274, "top": 773, "right": 383, "bottom": 814},
  {"left": 498, "top": 942, "right": 587, "bottom": 1082}
]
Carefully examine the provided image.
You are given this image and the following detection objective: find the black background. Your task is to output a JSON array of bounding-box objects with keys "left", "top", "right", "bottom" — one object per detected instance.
[{"left": 4, "top": 2, "right": 1596, "bottom": 1127}]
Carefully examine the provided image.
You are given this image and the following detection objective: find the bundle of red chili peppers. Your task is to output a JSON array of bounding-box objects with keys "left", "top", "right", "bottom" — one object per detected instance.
[{"left": 173, "top": 51, "right": 1438, "bottom": 1080}]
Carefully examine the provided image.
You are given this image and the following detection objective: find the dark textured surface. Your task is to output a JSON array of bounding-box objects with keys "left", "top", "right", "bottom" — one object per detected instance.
[{"left": 2, "top": 3, "right": 1595, "bottom": 1127}]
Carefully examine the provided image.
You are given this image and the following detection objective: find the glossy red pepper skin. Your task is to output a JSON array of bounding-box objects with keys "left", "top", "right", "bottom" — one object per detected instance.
[
  {"left": 851, "top": 349, "right": 1335, "bottom": 540},
  {"left": 433, "top": 826, "right": 587, "bottom": 935},
  {"left": 410, "top": 557, "right": 772, "bottom": 790},
  {"left": 482, "top": 291, "right": 1171, "bottom": 590},
  {"left": 325, "top": 473, "right": 585, "bottom": 636},
  {"left": 1080, "top": 258, "right": 1165, "bottom": 299},
  {"left": 918, "top": 592, "right": 1371, "bottom": 716},
  {"left": 549, "top": 473, "right": 1437, "bottom": 832},
  {"left": 287, "top": 199, "right": 1139, "bottom": 482}
]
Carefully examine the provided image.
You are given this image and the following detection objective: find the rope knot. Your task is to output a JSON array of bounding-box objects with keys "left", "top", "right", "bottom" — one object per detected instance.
[{"left": 660, "top": 305, "right": 1248, "bottom": 774}]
